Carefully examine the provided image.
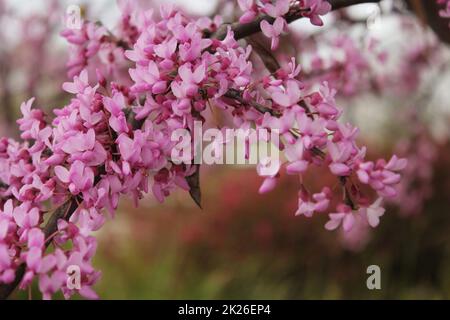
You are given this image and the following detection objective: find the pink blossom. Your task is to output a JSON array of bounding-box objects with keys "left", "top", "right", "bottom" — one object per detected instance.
[
  {"left": 295, "top": 112, "right": 327, "bottom": 149},
  {"left": 260, "top": 17, "right": 286, "bottom": 50},
  {"left": 0, "top": 244, "right": 13, "bottom": 282},
  {"left": 0, "top": 1, "right": 409, "bottom": 300},
  {"left": 171, "top": 63, "right": 206, "bottom": 98},
  {"left": 13, "top": 204, "right": 40, "bottom": 230},
  {"left": 271, "top": 79, "right": 301, "bottom": 107},
  {"left": 39, "top": 271, "right": 67, "bottom": 300},
  {"left": 295, "top": 187, "right": 331, "bottom": 217},
  {"left": 437, "top": 0, "right": 450, "bottom": 24},
  {"left": 357, "top": 155, "right": 407, "bottom": 198},
  {"left": 258, "top": 177, "right": 278, "bottom": 194},
  {"left": 62, "top": 69, "right": 90, "bottom": 94},
  {"left": 284, "top": 140, "right": 309, "bottom": 174},
  {"left": 130, "top": 60, "right": 167, "bottom": 94},
  {"left": 55, "top": 161, "right": 94, "bottom": 195},
  {"left": 328, "top": 141, "right": 352, "bottom": 176},
  {"left": 17, "top": 98, "right": 46, "bottom": 141},
  {"left": 103, "top": 93, "right": 129, "bottom": 133},
  {"left": 302, "top": 0, "right": 332, "bottom": 26},
  {"left": 324, "top": 204, "right": 355, "bottom": 232},
  {"left": 360, "top": 198, "right": 385, "bottom": 228},
  {"left": 263, "top": 0, "right": 290, "bottom": 18}
]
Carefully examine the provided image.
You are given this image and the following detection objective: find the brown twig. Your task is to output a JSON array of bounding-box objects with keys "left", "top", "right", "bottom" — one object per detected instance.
[{"left": 224, "top": 88, "right": 281, "bottom": 116}]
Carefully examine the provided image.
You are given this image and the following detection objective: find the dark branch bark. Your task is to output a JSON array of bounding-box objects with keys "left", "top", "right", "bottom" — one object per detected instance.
[
  {"left": 0, "top": 264, "right": 25, "bottom": 300},
  {"left": 186, "top": 164, "right": 202, "bottom": 209},
  {"left": 247, "top": 37, "right": 281, "bottom": 73},
  {"left": 405, "top": 0, "right": 450, "bottom": 44},
  {"left": 224, "top": 88, "right": 281, "bottom": 116}
]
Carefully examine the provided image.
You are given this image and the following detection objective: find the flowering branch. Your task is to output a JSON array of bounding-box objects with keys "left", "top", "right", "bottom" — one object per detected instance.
[
  {"left": 224, "top": 88, "right": 280, "bottom": 116},
  {"left": 0, "top": 0, "right": 414, "bottom": 300},
  {"left": 0, "top": 198, "right": 78, "bottom": 299},
  {"left": 213, "top": 0, "right": 383, "bottom": 40}
]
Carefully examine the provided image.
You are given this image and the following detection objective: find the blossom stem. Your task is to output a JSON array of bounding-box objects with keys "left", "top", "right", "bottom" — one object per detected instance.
[{"left": 224, "top": 88, "right": 280, "bottom": 116}]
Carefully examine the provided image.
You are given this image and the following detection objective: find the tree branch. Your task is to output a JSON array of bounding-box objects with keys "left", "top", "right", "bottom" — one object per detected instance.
[
  {"left": 3, "top": 0, "right": 439, "bottom": 300},
  {"left": 224, "top": 88, "right": 281, "bottom": 116},
  {"left": 213, "top": 0, "right": 383, "bottom": 40}
]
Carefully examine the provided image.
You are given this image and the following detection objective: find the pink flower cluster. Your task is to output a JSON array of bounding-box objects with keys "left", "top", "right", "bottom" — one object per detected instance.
[
  {"left": 61, "top": 22, "right": 107, "bottom": 78},
  {"left": 390, "top": 116, "right": 437, "bottom": 216},
  {"left": 238, "top": 0, "right": 331, "bottom": 50},
  {"left": 126, "top": 5, "right": 252, "bottom": 119},
  {"left": 0, "top": 1, "right": 407, "bottom": 299},
  {"left": 61, "top": 20, "right": 130, "bottom": 81},
  {"left": 0, "top": 3, "right": 254, "bottom": 300},
  {"left": 235, "top": 59, "right": 406, "bottom": 233},
  {"left": 303, "top": 34, "right": 381, "bottom": 96}
]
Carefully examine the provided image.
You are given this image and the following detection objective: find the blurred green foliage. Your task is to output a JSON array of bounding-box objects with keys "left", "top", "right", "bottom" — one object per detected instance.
[
  {"left": 92, "top": 148, "right": 450, "bottom": 299},
  {"left": 13, "top": 148, "right": 450, "bottom": 300}
]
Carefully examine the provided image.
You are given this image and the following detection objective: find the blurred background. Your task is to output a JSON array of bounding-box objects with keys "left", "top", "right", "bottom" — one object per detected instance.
[{"left": 1, "top": 0, "right": 450, "bottom": 299}]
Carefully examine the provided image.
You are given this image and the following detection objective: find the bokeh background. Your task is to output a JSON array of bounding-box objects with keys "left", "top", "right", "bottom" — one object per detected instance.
[{"left": 1, "top": 0, "right": 449, "bottom": 299}]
